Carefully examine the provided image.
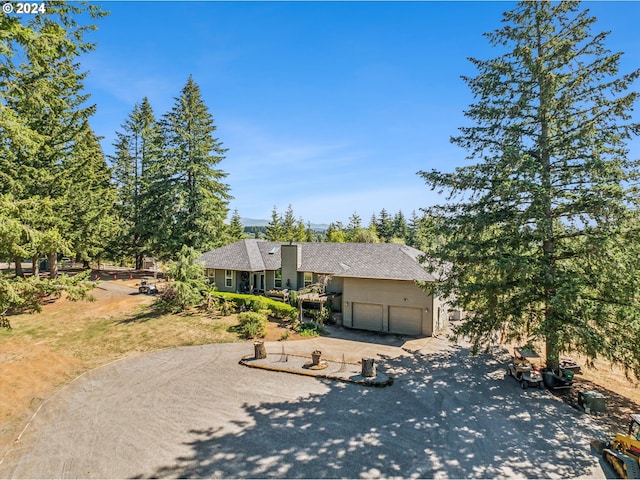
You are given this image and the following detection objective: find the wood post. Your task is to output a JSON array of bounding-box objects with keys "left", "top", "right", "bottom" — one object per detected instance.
[
  {"left": 254, "top": 341, "right": 267, "bottom": 359},
  {"left": 361, "top": 358, "right": 376, "bottom": 377},
  {"left": 311, "top": 350, "right": 322, "bottom": 365}
]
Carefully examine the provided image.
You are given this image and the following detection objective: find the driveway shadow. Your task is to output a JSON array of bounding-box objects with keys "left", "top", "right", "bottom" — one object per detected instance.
[{"left": 136, "top": 345, "right": 605, "bottom": 479}]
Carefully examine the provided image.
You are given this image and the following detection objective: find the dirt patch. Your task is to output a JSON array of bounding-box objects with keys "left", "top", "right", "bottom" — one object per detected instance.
[
  {"left": 263, "top": 318, "right": 305, "bottom": 342},
  {"left": 502, "top": 343, "right": 639, "bottom": 436}
]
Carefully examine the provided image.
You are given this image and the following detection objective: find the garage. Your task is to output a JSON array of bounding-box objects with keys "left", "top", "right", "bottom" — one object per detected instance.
[
  {"left": 352, "top": 303, "right": 383, "bottom": 331},
  {"left": 389, "top": 306, "right": 423, "bottom": 336}
]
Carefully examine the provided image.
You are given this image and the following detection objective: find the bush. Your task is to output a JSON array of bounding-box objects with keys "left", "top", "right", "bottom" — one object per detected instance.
[
  {"left": 296, "top": 321, "right": 326, "bottom": 337},
  {"left": 248, "top": 297, "right": 268, "bottom": 313},
  {"left": 237, "top": 311, "right": 268, "bottom": 339}
]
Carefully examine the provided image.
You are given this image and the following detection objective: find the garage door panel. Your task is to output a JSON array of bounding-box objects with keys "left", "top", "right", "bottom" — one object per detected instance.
[
  {"left": 389, "top": 306, "right": 422, "bottom": 336},
  {"left": 353, "top": 303, "right": 383, "bottom": 331}
]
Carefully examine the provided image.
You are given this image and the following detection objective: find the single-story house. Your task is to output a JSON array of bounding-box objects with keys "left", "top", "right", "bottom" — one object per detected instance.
[{"left": 198, "top": 239, "right": 451, "bottom": 336}]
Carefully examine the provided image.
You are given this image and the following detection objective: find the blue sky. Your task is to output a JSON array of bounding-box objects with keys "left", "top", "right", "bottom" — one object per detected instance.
[{"left": 81, "top": 1, "right": 640, "bottom": 225}]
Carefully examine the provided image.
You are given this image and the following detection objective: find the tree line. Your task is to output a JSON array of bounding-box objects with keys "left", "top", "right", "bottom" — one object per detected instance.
[
  {"left": 1, "top": 5, "right": 236, "bottom": 276},
  {"left": 256, "top": 205, "right": 433, "bottom": 248}
]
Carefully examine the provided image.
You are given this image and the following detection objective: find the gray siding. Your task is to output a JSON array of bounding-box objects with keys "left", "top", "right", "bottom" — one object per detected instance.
[{"left": 281, "top": 244, "right": 299, "bottom": 290}]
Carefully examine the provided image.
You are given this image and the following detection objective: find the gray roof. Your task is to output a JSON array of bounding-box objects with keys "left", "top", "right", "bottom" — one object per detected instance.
[{"left": 198, "top": 240, "right": 436, "bottom": 282}]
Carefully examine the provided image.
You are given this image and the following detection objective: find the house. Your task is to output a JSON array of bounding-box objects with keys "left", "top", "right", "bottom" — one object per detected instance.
[{"left": 198, "top": 239, "right": 451, "bottom": 336}]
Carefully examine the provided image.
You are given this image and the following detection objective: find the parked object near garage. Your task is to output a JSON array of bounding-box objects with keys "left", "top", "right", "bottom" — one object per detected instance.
[
  {"left": 559, "top": 358, "right": 582, "bottom": 374},
  {"left": 542, "top": 366, "right": 574, "bottom": 390},
  {"left": 506, "top": 347, "right": 544, "bottom": 389}
]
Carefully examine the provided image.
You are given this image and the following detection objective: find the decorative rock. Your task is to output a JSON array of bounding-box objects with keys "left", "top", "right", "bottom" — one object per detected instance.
[
  {"left": 254, "top": 341, "right": 267, "bottom": 360},
  {"left": 362, "top": 357, "right": 376, "bottom": 377}
]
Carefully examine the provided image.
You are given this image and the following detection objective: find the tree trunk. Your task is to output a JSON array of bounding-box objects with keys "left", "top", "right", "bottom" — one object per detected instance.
[
  {"left": 362, "top": 358, "right": 376, "bottom": 378},
  {"left": 48, "top": 252, "right": 58, "bottom": 279},
  {"left": 32, "top": 255, "right": 40, "bottom": 278},
  {"left": 254, "top": 341, "right": 267, "bottom": 359},
  {"left": 135, "top": 253, "right": 143, "bottom": 271},
  {"left": 13, "top": 258, "right": 23, "bottom": 277}
]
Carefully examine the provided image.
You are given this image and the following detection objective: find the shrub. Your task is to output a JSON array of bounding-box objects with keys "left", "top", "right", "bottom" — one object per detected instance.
[
  {"left": 248, "top": 297, "right": 268, "bottom": 313},
  {"left": 237, "top": 311, "right": 268, "bottom": 339},
  {"left": 296, "top": 321, "right": 326, "bottom": 337}
]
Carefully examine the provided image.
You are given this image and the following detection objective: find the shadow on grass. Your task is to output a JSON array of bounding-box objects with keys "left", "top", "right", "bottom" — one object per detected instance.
[{"left": 115, "top": 305, "right": 164, "bottom": 325}]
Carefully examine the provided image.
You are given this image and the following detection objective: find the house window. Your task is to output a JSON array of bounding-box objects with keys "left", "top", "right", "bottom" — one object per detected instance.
[
  {"left": 304, "top": 272, "right": 313, "bottom": 287},
  {"left": 225, "top": 270, "right": 233, "bottom": 288},
  {"left": 275, "top": 269, "right": 282, "bottom": 289}
]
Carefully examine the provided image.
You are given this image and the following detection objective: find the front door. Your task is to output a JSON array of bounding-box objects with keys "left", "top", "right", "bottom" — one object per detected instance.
[{"left": 253, "top": 273, "right": 265, "bottom": 292}]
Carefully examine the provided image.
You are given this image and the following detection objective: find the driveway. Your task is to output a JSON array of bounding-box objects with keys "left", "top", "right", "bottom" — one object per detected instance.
[{"left": 0, "top": 333, "right": 607, "bottom": 479}]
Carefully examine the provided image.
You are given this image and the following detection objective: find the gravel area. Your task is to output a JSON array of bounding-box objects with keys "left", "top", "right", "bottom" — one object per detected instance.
[{"left": 0, "top": 335, "right": 609, "bottom": 479}]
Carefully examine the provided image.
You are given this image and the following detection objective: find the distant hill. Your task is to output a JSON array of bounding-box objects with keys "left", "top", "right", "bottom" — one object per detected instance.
[{"left": 241, "top": 218, "right": 329, "bottom": 232}]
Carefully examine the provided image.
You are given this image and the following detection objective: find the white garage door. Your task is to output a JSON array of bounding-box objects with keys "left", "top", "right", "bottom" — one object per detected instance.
[
  {"left": 352, "top": 303, "right": 383, "bottom": 331},
  {"left": 389, "top": 306, "right": 423, "bottom": 336}
]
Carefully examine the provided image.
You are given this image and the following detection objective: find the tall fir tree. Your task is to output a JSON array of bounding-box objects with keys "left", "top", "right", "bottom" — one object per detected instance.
[
  {"left": 1, "top": 2, "right": 107, "bottom": 277},
  {"left": 110, "top": 98, "right": 164, "bottom": 268},
  {"left": 64, "top": 126, "right": 117, "bottom": 267},
  {"left": 162, "top": 76, "right": 231, "bottom": 254},
  {"left": 419, "top": 1, "right": 640, "bottom": 375}
]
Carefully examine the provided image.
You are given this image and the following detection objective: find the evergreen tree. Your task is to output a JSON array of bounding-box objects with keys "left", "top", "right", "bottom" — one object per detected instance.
[
  {"left": 265, "top": 206, "right": 284, "bottom": 241},
  {"left": 377, "top": 209, "right": 393, "bottom": 243},
  {"left": 419, "top": 1, "right": 640, "bottom": 376},
  {"left": 325, "top": 222, "right": 346, "bottom": 243},
  {"left": 305, "top": 222, "right": 316, "bottom": 242},
  {"left": 226, "top": 209, "right": 245, "bottom": 243},
  {"left": 1, "top": 2, "right": 107, "bottom": 277},
  {"left": 64, "top": 126, "right": 117, "bottom": 268},
  {"left": 110, "top": 98, "right": 163, "bottom": 268},
  {"left": 295, "top": 219, "right": 307, "bottom": 242},
  {"left": 162, "top": 76, "right": 231, "bottom": 253},
  {"left": 392, "top": 210, "right": 409, "bottom": 242},
  {"left": 282, "top": 205, "right": 297, "bottom": 241}
]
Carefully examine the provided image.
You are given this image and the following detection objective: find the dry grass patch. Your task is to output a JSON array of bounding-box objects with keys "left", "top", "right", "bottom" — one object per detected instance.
[{"left": 0, "top": 283, "right": 242, "bottom": 455}]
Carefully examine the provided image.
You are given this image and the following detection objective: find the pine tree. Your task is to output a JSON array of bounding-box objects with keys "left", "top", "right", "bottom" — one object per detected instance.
[
  {"left": 265, "top": 206, "right": 284, "bottom": 241},
  {"left": 391, "top": 210, "right": 409, "bottom": 243},
  {"left": 64, "top": 126, "right": 117, "bottom": 268},
  {"left": 162, "top": 76, "right": 231, "bottom": 254},
  {"left": 226, "top": 209, "right": 245, "bottom": 243},
  {"left": 419, "top": 1, "right": 640, "bottom": 376},
  {"left": 377, "top": 209, "right": 393, "bottom": 243},
  {"left": 282, "top": 205, "right": 297, "bottom": 241},
  {"left": 305, "top": 222, "right": 316, "bottom": 242},
  {"left": 1, "top": 3, "right": 107, "bottom": 277},
  {"left": 110, "top": 98, "right": 164, "bottom": 268}
]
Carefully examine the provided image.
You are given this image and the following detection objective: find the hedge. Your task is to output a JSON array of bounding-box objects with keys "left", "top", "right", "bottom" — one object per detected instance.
[{"left": 214, "top": 292, "right": 297, "bottom": 321}]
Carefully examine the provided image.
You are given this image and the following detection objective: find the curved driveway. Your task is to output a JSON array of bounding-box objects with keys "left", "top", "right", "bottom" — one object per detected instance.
[{"left": 0, "top": 338, "right": 607, "bottom": 479}]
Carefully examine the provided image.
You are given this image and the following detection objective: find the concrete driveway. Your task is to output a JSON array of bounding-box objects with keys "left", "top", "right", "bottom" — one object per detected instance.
[{"left": 0, "top": 332, "right": 608, "bottom": 479}]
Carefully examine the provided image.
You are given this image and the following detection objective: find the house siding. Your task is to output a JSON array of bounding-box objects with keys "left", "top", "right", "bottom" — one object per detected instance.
[
  {"left": 341, "top": 277, "right": 434, "bottom": 336},
  {"left": 281, "top": 244, "right": 299, "bottom": 290},
  {"left": 214, "top": 269, "right": 235, "bottom": 293}
]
